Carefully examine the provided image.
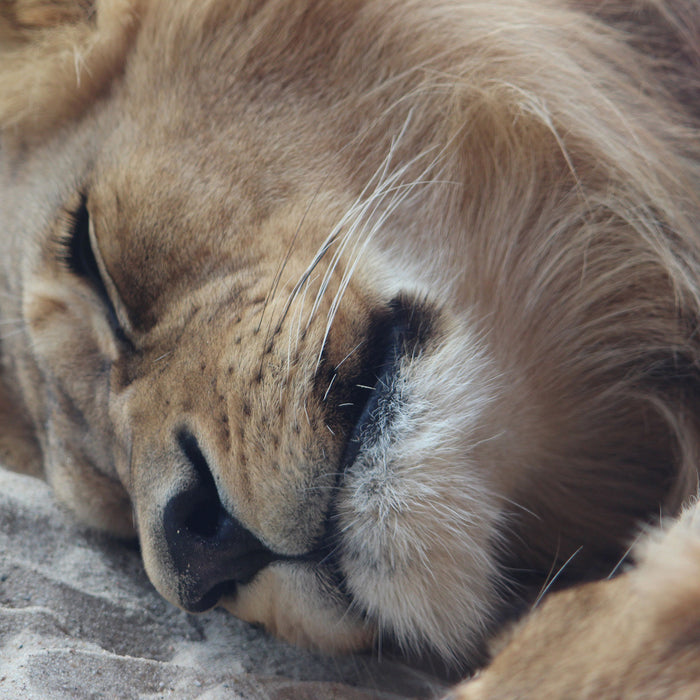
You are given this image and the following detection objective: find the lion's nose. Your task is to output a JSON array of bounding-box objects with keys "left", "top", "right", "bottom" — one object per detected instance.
[{"left": 162, "top": 430, "right": 275, "bottom": 612}]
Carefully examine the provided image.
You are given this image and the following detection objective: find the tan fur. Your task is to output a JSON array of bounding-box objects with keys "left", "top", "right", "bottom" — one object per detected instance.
[
  {"left": 2, "top": 0, "right": 700, "bottom": 692},
  {"left": 0, "top": 0, "right": 141, "bottom": 136},
  {"left": 453, "top": 501, "right": 700, "bottom": 699}
]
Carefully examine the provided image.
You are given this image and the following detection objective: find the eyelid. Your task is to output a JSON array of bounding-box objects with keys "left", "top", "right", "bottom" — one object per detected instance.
[{"left": 64, "top": 194, "right": 133, "bottom": 347}]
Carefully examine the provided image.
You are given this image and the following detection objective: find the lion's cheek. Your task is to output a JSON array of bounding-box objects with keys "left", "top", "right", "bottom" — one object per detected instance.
[
  {"left": 24, "top": 277, "right": 120, "bottom": 378},
  {"left": 221, "top": 565, "right": 375, "bottom": 654},
  {"left": 22, "top": 277, "right": 134, "bottom": 535},
  {"left": 338, "top": 483, "right": 501, "bottom": 661}
]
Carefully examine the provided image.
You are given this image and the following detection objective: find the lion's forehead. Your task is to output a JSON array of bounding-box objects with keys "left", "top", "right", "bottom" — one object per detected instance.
[{"left": 87, "top": 147, "right": 351, "bottom": 333}]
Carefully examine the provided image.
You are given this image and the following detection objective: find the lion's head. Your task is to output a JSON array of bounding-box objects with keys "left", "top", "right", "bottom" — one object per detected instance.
[{"left": 2, "top": 0, "right": 700, "bottom": 668}]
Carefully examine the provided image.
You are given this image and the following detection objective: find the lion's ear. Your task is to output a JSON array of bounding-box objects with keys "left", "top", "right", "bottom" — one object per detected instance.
[{"left": 0, "top": 0, "right": 141, "bottom": 140}]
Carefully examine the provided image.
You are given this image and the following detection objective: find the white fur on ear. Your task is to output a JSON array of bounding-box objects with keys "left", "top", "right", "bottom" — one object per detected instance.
[{"left": 0, "top": 0, "right": 141, "bottom": 137}]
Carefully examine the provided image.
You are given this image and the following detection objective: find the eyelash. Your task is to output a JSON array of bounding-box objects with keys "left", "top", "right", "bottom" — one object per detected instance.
[{"left": 63, "top": 194, "right": 128, "bottom": 343}]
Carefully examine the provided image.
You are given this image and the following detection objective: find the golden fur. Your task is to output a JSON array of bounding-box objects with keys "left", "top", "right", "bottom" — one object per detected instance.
[
  {"left": 454, "top": 501, "right": 700, "bottom": 699},
  {"left": 2, "top": 0, "right": 700, "bottom": 693}
]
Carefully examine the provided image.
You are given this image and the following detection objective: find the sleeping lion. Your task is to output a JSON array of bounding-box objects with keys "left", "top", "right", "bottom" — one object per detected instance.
[{"left": 2, "top": 0, "right": 700, "bottom": 696}]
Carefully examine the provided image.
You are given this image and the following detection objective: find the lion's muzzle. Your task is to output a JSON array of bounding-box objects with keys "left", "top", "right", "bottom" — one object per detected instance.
[{"left": 162, "top": 430, "right": 276, "bottom": 612}]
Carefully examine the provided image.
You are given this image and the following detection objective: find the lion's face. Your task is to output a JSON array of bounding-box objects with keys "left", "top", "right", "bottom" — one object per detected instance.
[
  {"left": 3, "top": 0, "right": 699, "bottom": 670},
  {"left": 19, "top": 84, "right": 505, "bottom": 660},
  {"left": 2, "top": 0, "right": 515, "bottom": 663}
]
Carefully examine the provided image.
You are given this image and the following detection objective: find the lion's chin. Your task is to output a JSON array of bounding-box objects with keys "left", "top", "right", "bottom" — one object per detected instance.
[{"left": 220, "top": 565, "right": 375, "bottom": 654}]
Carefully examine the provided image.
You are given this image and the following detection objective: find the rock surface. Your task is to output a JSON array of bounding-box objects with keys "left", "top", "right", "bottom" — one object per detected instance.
[{"left": 0, "top": 468, "right": 444, "bottom": 699}]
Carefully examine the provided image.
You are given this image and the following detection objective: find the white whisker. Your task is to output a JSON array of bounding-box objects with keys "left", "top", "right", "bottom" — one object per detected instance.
[
  {"left": 533, "top": 546, "right": 583, "bottom": 608},
  {"left": 322, "top": 373, "right": 337, "bottom": 402},
  {"left": 334, "top": 340, "right": 366, "bottom": 371},
  {"left": 153, "top": 351, "right": 173, "bottom": 363},
  {"left": 607, "top": 533, "right": 643, "bottom": 580}
]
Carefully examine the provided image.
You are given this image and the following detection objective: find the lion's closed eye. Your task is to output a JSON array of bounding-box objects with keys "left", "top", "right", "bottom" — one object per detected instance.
[{"left": 59, "top": 194, "right": 131, "bottom": 346}]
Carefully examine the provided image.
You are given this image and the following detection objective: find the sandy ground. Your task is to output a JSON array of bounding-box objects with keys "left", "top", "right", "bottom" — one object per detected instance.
[{"left": 0, "top": 467, "right": 445, "bottom": 700}]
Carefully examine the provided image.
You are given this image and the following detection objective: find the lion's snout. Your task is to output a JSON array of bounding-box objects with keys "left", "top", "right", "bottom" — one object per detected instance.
[
  {"left": 140, "top": 294, "right": 441, "bottom": 615},
  {"left": 161, "top": 430, "right": 276, "bottom": 612}
]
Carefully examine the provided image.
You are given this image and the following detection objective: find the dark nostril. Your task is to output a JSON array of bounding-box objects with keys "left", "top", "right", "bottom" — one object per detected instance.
[
  {"left": 162, "top": 430, "right": 275, "bottom": 612},
  {"left": 176, "top": 430, "right": 224, "bottom": 539}
]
